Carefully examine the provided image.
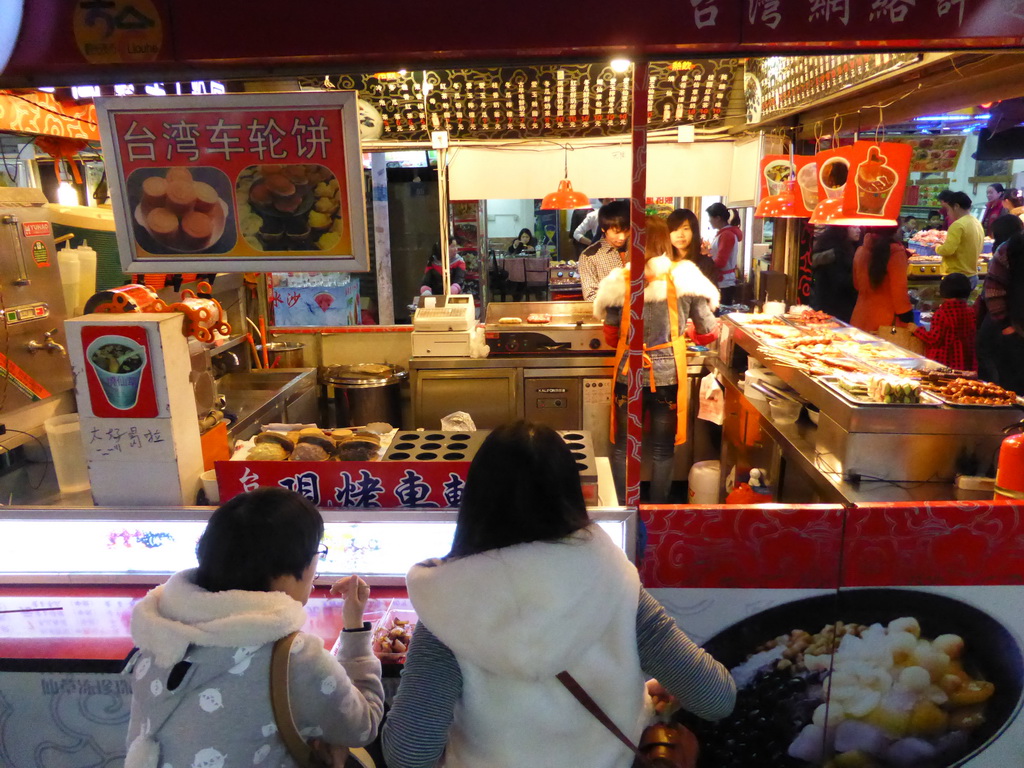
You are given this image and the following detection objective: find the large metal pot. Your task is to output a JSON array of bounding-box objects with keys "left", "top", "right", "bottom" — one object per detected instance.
[
  {"left": 256, "top": 342, "right": 305, "bottom": 368},
  {"left": 321, "top": 363, "right": 408, "bottom": 427}
]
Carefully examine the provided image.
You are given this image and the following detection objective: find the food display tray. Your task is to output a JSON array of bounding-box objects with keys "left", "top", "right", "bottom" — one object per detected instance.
[
  {"left": 919, "top": 390, "right": 1024, "bottom": 409},
  {"left": 818, "top": 376, "right": 939, "bottom": 408}
]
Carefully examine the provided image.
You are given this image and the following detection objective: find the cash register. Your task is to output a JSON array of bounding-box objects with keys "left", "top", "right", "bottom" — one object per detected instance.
[{"left": 411, "top": 294, "right": 477, "bottom": 356}]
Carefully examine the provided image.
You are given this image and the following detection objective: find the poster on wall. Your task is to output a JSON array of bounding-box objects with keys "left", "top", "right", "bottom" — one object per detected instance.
[
  {"left": 95, "top": 92, "right": 369, "bottom": 273},
  {"left": 888, "top": 134, "right": 966, "bottom": 173}
]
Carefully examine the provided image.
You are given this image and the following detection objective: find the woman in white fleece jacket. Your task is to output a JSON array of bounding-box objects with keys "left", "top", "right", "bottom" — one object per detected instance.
[
  {"left": 382, "top": 422, "right": 735, "bottom": 768},
  {"left": 124, "top": 487, "right": 383, "bottom": 768},
  {"left": 593, "top": 212, "right": 719, "bottom": 503}
]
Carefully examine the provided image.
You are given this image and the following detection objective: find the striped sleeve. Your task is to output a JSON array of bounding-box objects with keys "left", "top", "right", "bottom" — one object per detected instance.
[
  {"left": 636, "top": 588, "right": 737, "bottom": 721},
  {"left": 381, "top": 621, "right": 461, "bottom": 768}
]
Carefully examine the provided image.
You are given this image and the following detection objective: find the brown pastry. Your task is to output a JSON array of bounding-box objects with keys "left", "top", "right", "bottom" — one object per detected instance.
[
  {"left": 140, "top": 176, "right": 167, "bottom": 214},
  {"left": 165, "top": 167, "right": 193, "bottom": 184},
  {"left": 192, "top": 182, "right": 220, "bottom": 214},
  {"left": 254, "top": 431, "right": 294, "bottom": 454},
  {"left": 274, "top": 194, "right": 303, "bottom": 214},
  {"left": 264, "top": 174, "right": 296, "bottom": 198},
  {"left": 165, "top": 180, "right": 197, "bottom": 217},
  {"left": 146, "top": 207, "right": 179, "bottom": 245},
  {"left": 247, "top": 442, "right": 287, "bottom": 461},
  {"left": 291, "top": 442, "right": 330, "bottom": 461},
  {"left": 249, "top": 183, "right": 272, "bottom": 207},
  {"left": 180, "top": 211, "right": 213, "bottom": 250}
]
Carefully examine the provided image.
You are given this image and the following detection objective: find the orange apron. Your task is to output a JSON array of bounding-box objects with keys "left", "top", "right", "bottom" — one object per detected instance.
[{"left": 609, "top": 271, "right": 689, "bottom": 446}]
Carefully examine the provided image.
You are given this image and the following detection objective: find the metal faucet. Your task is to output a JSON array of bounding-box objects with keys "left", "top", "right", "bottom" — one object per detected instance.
[{"left": 26, "top": 329, "right": 66, "bottom": 355}]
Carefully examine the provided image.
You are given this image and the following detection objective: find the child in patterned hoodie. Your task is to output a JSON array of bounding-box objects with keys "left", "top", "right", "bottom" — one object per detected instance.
[{"left": 124, "top": 487, "right": 383, "bottom": 768}]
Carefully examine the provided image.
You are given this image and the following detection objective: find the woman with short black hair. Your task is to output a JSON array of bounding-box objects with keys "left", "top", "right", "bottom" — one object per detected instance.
[
  {"left": 382, "top": 422, "right": 735, "bottom": 768},
  {"left": 125, "top": 488, "right": 383, "bottom": 768}
]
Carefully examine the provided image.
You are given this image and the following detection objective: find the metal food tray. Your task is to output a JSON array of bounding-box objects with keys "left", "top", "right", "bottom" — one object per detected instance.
[
  {"left": 383, "top": 431, "right": 489, "bottom": 462},
  {"left": 919, "top": 389, "right": 1024, "bottom": 409},
  {"left": 818, "top": 375, "right": 937, "bottom": 408}
]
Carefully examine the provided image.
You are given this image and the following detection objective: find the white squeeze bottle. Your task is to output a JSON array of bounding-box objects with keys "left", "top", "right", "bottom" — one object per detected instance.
[
  {"left": 56, "top": 244, "right": 81, "bottom": 316},
  {"left": 76, "top": 239, "right": 98, "bottom": 312}
]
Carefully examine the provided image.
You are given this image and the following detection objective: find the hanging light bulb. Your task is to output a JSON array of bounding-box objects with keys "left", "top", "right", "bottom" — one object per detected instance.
[
  {"left": 541, "top": 145, "right": 590, "bottom": 210},
  {"left": 57, "top": 181, "right": 79, "bottom": 206}
]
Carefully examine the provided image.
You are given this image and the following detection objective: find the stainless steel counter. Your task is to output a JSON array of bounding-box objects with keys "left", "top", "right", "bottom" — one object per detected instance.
[
  {"left": 721, "top": 316, "right": 1021, "bottom": 484},
  {"left": 217, "top": 368, "right": 319, "bottom": 440},
  {"left": 714, "top": 359, "right": 959, "bottom": 504}
]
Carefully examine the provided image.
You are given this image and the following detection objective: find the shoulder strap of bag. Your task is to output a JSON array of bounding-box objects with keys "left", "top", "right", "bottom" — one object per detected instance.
[
  {"left": 556, "top": 670, "right": 646, "bottom": 763},
  {"left": 271, "top": 631, "right": 315, "bottom": 767}
]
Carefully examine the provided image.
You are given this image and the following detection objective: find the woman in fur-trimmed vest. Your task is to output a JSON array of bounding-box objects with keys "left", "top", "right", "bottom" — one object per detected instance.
[
  {"left": 381, "top": 422, "right": 736, "bottom": 768},
  {"left": 593, "top": 212, "right": 719, "bottom": 503}
]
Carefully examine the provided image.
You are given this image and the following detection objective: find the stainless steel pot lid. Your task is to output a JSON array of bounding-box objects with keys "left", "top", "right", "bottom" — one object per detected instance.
[
  {"left": 257, "top": 342, "right": 305, "bottom": 353},
  {"left": 322, "top": 362, "right": 408, "bottom": 387}
]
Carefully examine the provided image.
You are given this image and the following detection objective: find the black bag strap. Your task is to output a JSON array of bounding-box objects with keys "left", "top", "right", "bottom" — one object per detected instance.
[{"left": 556, "top": 670, "right": 646, "bottom": 763}]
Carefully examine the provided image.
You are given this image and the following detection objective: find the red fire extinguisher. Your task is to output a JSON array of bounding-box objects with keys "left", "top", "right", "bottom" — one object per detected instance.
[{"left": 995, "top": 421, "right": 1024, "bottom": 501}]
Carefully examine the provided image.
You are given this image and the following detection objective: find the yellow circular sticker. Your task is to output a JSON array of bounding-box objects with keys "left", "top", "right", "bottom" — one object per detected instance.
[{"left": 73, "top": 0, "right": 163, "bottom": 65}]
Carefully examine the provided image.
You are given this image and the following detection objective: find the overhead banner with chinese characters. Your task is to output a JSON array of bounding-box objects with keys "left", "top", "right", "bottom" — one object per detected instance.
[
  {"left": 742, "top": 0, "right": 1023, "bottom": 44},
  {"left": 95, "top": 92, "right": 369, "bottom": 273}
]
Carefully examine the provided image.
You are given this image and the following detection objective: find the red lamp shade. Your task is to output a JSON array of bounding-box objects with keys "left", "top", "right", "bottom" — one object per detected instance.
[
  {"left": 754, "top": 181, "right": 803, "bottom": 219},
  {"left": 808, "top": 196, "right": 845, "bottom": 225},
  {"left": 541, "top": 179, "right": 591, "bottom": 210}
]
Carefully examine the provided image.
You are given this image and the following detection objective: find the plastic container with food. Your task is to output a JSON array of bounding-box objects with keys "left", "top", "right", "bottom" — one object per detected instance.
[{"left": 372, "top": 599, "right": 418, "bottom": 663}]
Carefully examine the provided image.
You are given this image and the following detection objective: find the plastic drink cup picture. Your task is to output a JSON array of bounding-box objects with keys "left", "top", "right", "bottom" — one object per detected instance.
[
  {"left": 819, "top": 157, "right": 850, "bottom": 199},
  {"left": 87, "top": 334, "right": 148, "bottom": 410},
  {"left": 855, "top": 146, "right": 898, "bottom": 215},
  {"left": 763, "top": 159, "right": 794, "bottom": 196},
  {"left": 797, "top": 162, "right": 819, "bottom": 209}
]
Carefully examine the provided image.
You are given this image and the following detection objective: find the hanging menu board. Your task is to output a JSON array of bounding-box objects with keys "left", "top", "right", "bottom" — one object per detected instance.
[
  {"left": 95, "top": 91, "right": 369, "bottom": 273},
  {"left": 306, "top": 60, "right": 734, "bottom": 142},
  {"left": 745, "top": 54, "right": 919, "bottom": 124}
]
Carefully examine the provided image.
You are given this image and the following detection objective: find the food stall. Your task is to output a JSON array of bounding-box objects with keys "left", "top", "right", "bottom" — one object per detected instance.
[{"left": 5, "top": 3, "right": 1024, "bottom": 765}]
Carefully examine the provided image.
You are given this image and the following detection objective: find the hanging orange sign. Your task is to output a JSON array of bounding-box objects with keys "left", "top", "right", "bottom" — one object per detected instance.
[{"left": 842, "top": 141, "right": 912, "bottom": 224}]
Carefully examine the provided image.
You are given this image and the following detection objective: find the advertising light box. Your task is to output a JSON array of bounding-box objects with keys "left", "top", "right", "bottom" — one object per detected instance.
[{"left": 96, "top": 92, "right": 368, "bottom": 273}]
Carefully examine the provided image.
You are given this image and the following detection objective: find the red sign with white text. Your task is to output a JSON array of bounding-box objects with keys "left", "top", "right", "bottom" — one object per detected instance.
[
  {"left": 22, "top": 221, "right": 51, "bottom": 237},
  {"left": 216, "top": 460, "right": 472, "bottom": 508},
  {"left": 96, "top": 92, "right": 367, "bottom": 274},
  {"left": 80, "top": 324, "right": 158, "bottom": 418}
]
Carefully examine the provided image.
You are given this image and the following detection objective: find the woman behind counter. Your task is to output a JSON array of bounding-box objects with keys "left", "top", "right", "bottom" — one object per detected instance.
[
  {"left": 381, "top": 421, "right": 736, "bottom": 768},
  {"left": 809, "top": 225, "right": 860, "bottom": 323},
  {"left": 850, "top": 226, "right": 914, "bottom": 334},
  {"left": 595, "top": 213, "right": 719, "bottom": 504}
]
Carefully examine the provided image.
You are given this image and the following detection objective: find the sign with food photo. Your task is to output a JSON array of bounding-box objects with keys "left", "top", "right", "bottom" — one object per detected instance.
[
  {"left": 842, "top": 141, "right": 913, "bottom": 223},
  {"left": 95, "top": 92, "right": 368, "bottom": 273},
  {"left": 79, "top": 324, "right": 158, "bottom": 419},
  {"left": 888, "top": 134, "right": 966, "bottom": 174}
]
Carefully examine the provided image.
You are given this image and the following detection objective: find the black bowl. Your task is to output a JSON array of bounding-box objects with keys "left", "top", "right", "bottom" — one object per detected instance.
[{"left": 695, "top": 588, "right": 1023, "bottom": 767}]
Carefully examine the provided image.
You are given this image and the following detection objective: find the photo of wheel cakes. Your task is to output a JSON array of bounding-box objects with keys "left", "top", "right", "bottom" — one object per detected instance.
[
  {"left": 128, "top": 166, "right": 236, "bottom": 254},
  {"left": 235, "top": 163, "right": 345, "bottom": 252}
]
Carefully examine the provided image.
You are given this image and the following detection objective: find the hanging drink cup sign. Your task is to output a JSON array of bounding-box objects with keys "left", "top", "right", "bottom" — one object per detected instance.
[{"left": 812, "top": 141, "right": 911, "bottom": 226}]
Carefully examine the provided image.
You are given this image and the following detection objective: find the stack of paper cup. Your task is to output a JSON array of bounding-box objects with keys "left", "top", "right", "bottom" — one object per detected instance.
[{"left": 56, "top": 246, "right": 80, "bottom": 316}]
